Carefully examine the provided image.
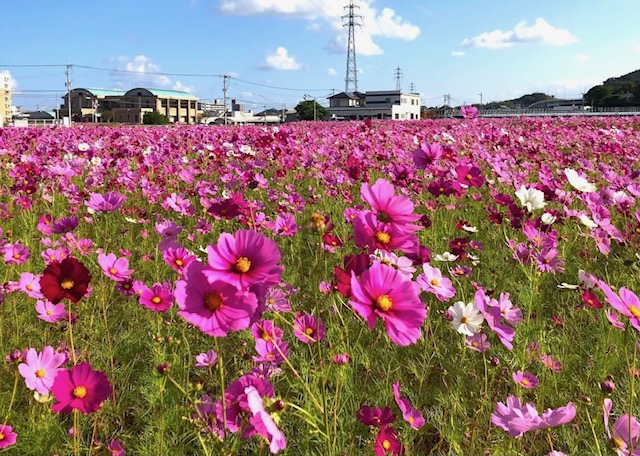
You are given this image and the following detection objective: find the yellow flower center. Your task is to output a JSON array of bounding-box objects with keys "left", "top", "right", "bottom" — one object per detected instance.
[
  {"left": 12, "top": 253, "right": 20, "bottom": 259},
  {"left": 204, "top": 292, "right": 224, "bottom": 311},
  {"left": 0, "top": 432, "right": 4, "bottom": 441},
  {"left": 109, "top": 267, "right": 117, "bottom": 275},
  {"left": 61, "top": 279, "right": 74, "bottom": 290},
  {"left": 261, "top": 331, "right": 271, "bottom": 341},
  {"left": 472, "top": 341, "right": 479, "bottom": 348},
  {"left": 304, "top": 327, "right": 314, "bottom": 336},
  {"left": 26, "top": 284, "right": 33, "bottom": 291},
  {"left": 408, "top": 416, "right": 415, "bottom": 423},
  {"left": 521, "top": 378, "right": 529, "bottom": 386},
  {"left": 151, "top": 296, "right": 162, "bottom": 304},
  {"left": 36, "top": 369, "right": 46, "bottom": 378},
  {"left": 382, "top": 439, "right": 391, "bottom": 450},
  {"left": 430, "top": 278, "right": 440, "bottom": 286},
  {"left": 629, "top": 306, "right": 640, "bottom": 319},
  {"left": 612, "top": 437, "right": 625, "bottom": 449},
  {"left": 73, "top": 386, "right": 87, "bottom": 399},
  {"left": 460, "top": 317, "right": 468, "bottom": 324},
  {"left": 376, "top": 295, "right": 393, "bottom": 312},
  {"left": 175, "top": 259, "right": 183, "bottom": 266},
  {"left": 46, "top": 310, "right": 53, "bottom": 316},
  {"left": 466, "top": 173, "right": 473, "bottom": 181},
  {"left": 375, "top": 232, "right": 391, "bottom": 245},
  {"left": 235, "top": 257, "right": 251, "bottom": 273}
]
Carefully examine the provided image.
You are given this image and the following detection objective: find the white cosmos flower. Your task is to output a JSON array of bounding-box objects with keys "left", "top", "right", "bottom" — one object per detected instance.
[
  {"left": 435, "top": 251, "right": 459, "bottom": 262},
  {"left": 541, "top": 213, "right": 556, "bottom": 225},
  {"left": 515, "top": 185, "right": 546, "bottom": 212},
  {"left": 579, "top": 214, "right": 598, "bottom": 228},
  {"left": 564, "top": 168, "right": 596, "bottom": 193},
  {"left": 557, "top": 283, "right": 579, "bottom": 290},
  {"left": 462, "top": 224, "right": 478, "bottom": 233},
  {"left": 77, "top": 142, "right": 90, "bottom": 151},
  {"left": 448, "top": 301, "right": 484, "bottom": 336}
]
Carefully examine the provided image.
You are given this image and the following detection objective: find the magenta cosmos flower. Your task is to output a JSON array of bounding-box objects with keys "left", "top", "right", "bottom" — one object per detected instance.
[
  {"left": 175, "top": 261, "right": 259, "bottom": 337},
  {"left": 360, "top": 178, "right": 421, "bottom": 232},
  {"left": 0, "top": 424, "right": 17, "bottom": 449},
  {"left": 374, "top": 426, "right": 405, "bottom": 456},
  {"left": 357, "top": 405, "right": 396, "bottom": 427},
  {"left": 350, "top": 262, "right": 426, "bottom": 346},
  {"left": 245, "top": 385, "right": 287, "bottom": 453},
  {"left": 85, "top": 191, "right": 127, "bottom": 213},
  {"left": 204, "top": 230, "right": 284, "bottom": 289},
  {"left": 139, "top": 282, "right": 174, "bottom": 312},
  {"left": 393, "top": 382, "right": 425, "bottom": 430},
  {"left": 51, "top": 362, "right": 112, "bottom": 414},
  {"left": 604, "top": 398, "right": 640, "bottom": 456},
  {"left": 512, "top": 371, "right": 539, "bottom": 389},
  {"left": 293, "top": 313, "right": 326, "bottom": 343},
  {"left": 18, "top": 346, "right": 66, "bottom": 395},
  {"left": 98, "top": 253, "right": 134, "bottom": 282}
]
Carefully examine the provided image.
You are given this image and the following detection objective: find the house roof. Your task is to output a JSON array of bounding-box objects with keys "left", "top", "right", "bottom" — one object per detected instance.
[
  {"left": 124, "top": 88, "right": 199, "bottom": 100},
  {"left": 82, "top": 88, "right": 127, "bottom": 97},
  {"left": 327, "top": 91, "right": 365, "bottom": 100}
]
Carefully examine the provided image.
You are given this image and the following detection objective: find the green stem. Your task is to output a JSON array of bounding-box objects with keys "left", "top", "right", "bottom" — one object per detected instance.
[
  {"left": 2, "top": 371, "right": 19, "bottom": 423},
  {"left": 585, "top": 406, "right": 603, "bottom": 456},
  {"left": 214, "top": 337, "right": 227, "bottom": 430}
]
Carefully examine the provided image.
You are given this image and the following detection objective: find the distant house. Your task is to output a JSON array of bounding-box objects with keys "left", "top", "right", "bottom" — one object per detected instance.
[
  {"left": 327, "top": 90, "right": 420, "bottom": 120},
  {"left": 61, "top": 88, "right": 126, "bottom": 122}
]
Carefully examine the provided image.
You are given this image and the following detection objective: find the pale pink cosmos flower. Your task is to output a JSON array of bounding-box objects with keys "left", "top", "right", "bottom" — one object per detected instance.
[
  {"left": 603, "top": 398, "right": 640, "bottom": 456},
  {"left": 3, "top": 243, "right": 30, "bottom": 265},
  {"left": 491, "top": 396, "right": 575, "bottom": 437},
  {"left": 370, "top": 249, "right": 416, "bottom": 279},
  {"left": 195, "top": 350, "right": 218, "bottom": 368},
  {"left": 466, "top": 333, "right": 490, "bottom": 352},
  {"left": 416, "top": 263, "right": 456, "bottom": 302},
  {"left": 606, "top": 309, "right": 626, "bottom": 331},
  {"left": 18, "top": 346, "right": 66, "bottom": 395},
  {"left": 98, "top": 253, "right": 134, "bottom": 281}
]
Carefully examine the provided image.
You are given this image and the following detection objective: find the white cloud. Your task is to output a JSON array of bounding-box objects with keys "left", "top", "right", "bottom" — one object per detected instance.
[
  {"left": 259, "top": 47, "right": 302, "bottom": 71},
  {"left": 451, "top": 51, "right": 465, "bottom": 57},
  {"left": 327, "top": 67, "right": 337, "bottom": 76},
  {"left": 0, "top": 70, "right": 18, "bottom": 91},
  {"left": 106, "top": 55, "right": 193, "bottom": 91},
  {"left": 461, "top": 18, "right": 578, "bottom": 49},
  {"left": 574, "top": 53, "right": 589, "bottom": 63},
  {"left": 218, "top": 0, "right": 420, "bottom": 56},
  {"left": 633, "top": 43, "right": 640, "bottom": 53}
]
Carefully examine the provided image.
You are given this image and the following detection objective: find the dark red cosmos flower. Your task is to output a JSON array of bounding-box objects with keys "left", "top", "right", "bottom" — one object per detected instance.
[
  {"left": 40, "top": 257, "right": 92, "bottom": 304},
  {"left": 333, "top": 253, "right": 371, "bottom": 298},
  {"left": 374, "top": 426, "right": 405, "bottom": 456},
  {"left": 356, "top": 405, "right": 396, "bottom": 427}
]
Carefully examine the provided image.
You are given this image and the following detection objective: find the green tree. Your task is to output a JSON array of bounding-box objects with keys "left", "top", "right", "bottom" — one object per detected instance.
[
  {"left": 294, "top": 100, "right": 327, "bottom": 121},
  {"left": 143, "top": 111, "right": 169, "bottom": 125},
  {"left": 584, "top": 85, "right": 611, "bottom": 107}
]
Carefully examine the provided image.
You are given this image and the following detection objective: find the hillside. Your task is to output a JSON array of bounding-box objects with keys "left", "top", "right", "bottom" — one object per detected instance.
[{"left": 585, "top": 68, "right": 640, "bottom": 107}]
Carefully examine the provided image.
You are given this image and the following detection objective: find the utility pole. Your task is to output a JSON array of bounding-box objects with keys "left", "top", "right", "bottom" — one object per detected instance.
[
  {"left": 222, "top": 74, "right": 229, "bottom": 125},
  {"left": 282, "top": 104, "right": 285, "bottom": 123},
  {"left": 479, "top": 92, "right": 483, "bottom": 107},
  {"left": 409, "top": 82, "right": 415, "bottom": 93},
  {"left": 343, "top": 0, "right": 362, "bottom": 93},
  {"left": 394, "top": 66, "right": 403, "bottom": 91},
  {"left": 65, "top": 64, "right": 72, "bottom": 125}
]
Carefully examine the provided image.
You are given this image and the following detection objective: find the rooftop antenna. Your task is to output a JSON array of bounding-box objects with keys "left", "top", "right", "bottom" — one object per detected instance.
[{"left": 343, "top": 0, "right": 362, "bottom": 93}]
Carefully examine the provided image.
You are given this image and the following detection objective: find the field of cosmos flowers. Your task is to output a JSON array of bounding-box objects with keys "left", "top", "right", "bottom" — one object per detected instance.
[{"left": 1, "top": 114, "right": 640, "bottom": 455}]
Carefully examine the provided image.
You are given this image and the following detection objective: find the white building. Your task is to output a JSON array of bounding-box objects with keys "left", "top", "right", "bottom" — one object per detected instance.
[{"left": 327, "top": 90, "right": 421, "bottom": 120}]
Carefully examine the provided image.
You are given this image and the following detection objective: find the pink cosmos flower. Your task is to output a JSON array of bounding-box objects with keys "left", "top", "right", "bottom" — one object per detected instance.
[
  {"left": 512, "top": 371, "right": 539, "bottom": 389},
  {"left": 273, "top": 213, "right": 298, "bottom": 237},
  {"left": 175, "top": 261, "right": 259, "bottom": 337},
  {"left": 217, "top": 372, "right": 274, "bottom": 434},
  {"left": 245, "top": 386, "right": 287, "bottom": 453},
  {"left": 139, "top": 282, "right": 174, "bottom": 312},
  {"left": 606, "top": 309, "right": 626, "bottom": 331},
  {"left": 85, "top": 192, "right": 127, "bottom": 213},
  {"left": 195, "top": 349, "right": 218, "bottom": 368},
  {"left": 349, "top": 262, "right": 426, "bottom": 346},
  {"left": 18, "top": 272, "right": 44, "bottom": 299},
  {"left": 491, "top": 396, "right": 575, "bottom": 437},
  {"left": 416, "top": 263, "right": 456, "bottom": 301},
  {"left": 51, "top": 362, "right": 112, "bottom": 414},
  {"left": 107, "top": 439, "right": 125, "bottom": 456},
  {"left": 540, "top": 353, "right": 563, "bottom": 372},
  {"left": 360, "top": 178, "right": 421, "bottom": 232},
  {"left": 253, "top": 339, "right": 289, "bottom": 365},
  {"left": 603, "top": 398, "right": 640, "bottom": 456},
  {"left": 162, "top": 247, "right": 197, "bottom": 275},
  {"left": 353, "top": 212, "right": 418, "bottom": 254},
  {"left": 598, "top": 280, "right": 640, "bottom": 332},
  {"left": 35, "top": 300, "right": 67, "bottom": 323},
  {"left": 293, "top": 313, "right": 326, "bottom": 343},
  {"left": 3, "top": 242, "right": 30, "bottom": 265},
  {"left": 251, "top": 319, "right": 284, "bottom": 344},
  {"left": 466, "top": 333, "right": 490, "bottom": 352},
  {"left": 460, "top": 105, "right": 479, "bottom": 119},
  {"left": 393, "top": 382, "right": 424, "bottom": 429},
  {"left": 98, "top": 253, "right": 134, "bottom": 281},
  {"left": 455, "top": 164, "right": 485, "bottom": 188},
  {"left": 18, "top": 346, "right": 66, "bottom": 395},
  {"left": 41, "top": 247, "right": 71, "bottom": 265},
  {"left": 0, "top": 424, "right": 17, "bottom": 449},
  {"left": 370, "top": 250, "right": 416, "bottom": 279},
  {"left": 52, "top": 216, "right": 79, "bottom": 234},
  {"left": 204, "top": 230, "right": 284, "bottom": 289},
  {"left": 413, "top": 142, "right": 443, "bottom": 170},
  {"left": 474, "top": 288, "right": 516, "bottom": 350}
]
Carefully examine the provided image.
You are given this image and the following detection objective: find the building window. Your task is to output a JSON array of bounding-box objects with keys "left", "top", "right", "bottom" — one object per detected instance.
[
  {"left": 180, "top": 100, "right": 188, "bottom": 108},
  {"left": 169, "top": 100, "right": 178, "bottom": 108},
  {"left": 161, "top": 100, "right": 167, "bottom": 108},
  {"left": 190, "top": 101, "right": 196, "bottom": 109},
  {"left": 394, "top": 113, "right": 399, "bottom": 119}
]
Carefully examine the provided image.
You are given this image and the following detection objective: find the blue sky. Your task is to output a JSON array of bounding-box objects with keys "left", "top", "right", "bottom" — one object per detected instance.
[{"left": 2, "top": 0, "right": 639, "bottom": 111}]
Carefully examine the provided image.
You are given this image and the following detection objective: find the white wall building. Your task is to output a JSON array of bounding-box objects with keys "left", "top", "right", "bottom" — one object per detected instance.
[{"left": 327, "top": 90, "right": 420, "bottom": 120}]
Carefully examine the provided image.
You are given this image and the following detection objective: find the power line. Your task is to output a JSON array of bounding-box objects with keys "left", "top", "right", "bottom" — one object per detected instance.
[{"left": 74, "top": 64, "right": 224, "bottom": 78}]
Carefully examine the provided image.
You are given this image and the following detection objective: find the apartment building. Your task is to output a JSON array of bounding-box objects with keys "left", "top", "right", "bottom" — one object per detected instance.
[{"left": 1, "top": 73, "right": 11, "bottom": 126}]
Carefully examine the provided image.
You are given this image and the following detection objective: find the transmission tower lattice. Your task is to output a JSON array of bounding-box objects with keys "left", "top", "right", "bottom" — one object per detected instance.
[
  {"left": 343, "top": 0, "right": 362, "bottom": 93},
  {"left": 394, "top": 66, "right": 403, "bottom": 91}
]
